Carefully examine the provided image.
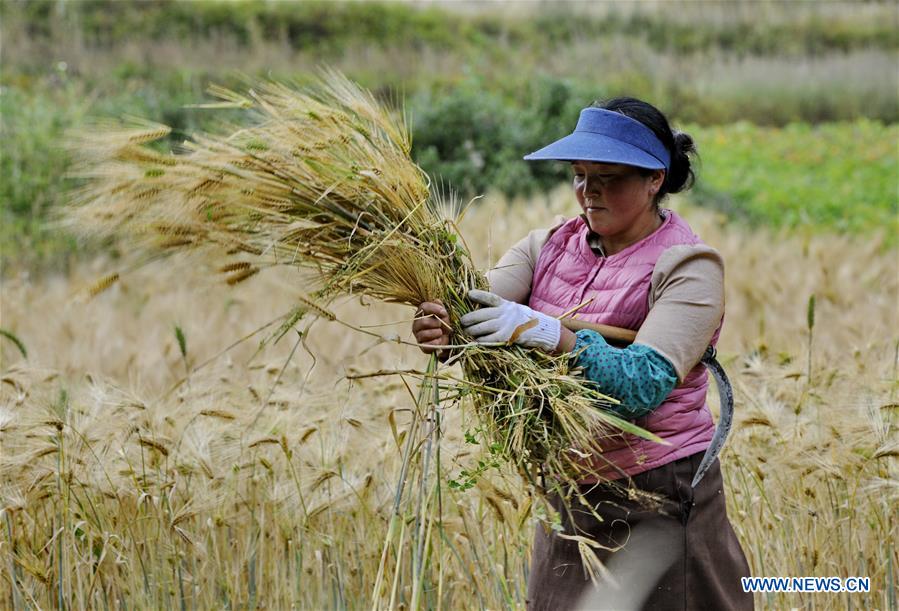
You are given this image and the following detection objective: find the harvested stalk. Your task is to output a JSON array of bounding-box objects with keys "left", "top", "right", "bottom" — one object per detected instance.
[{"left": 65, "top": 70, "right": 662, "bottom": 604}]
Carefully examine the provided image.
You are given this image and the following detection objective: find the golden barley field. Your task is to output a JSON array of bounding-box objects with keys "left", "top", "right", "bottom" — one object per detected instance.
[{"left": 1, "top": 191, "right": 897, "bottom": 609}]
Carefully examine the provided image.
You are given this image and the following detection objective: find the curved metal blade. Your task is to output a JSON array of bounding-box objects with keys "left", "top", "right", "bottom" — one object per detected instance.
[{"left": 691, "top": 347, "right": 734, "bottom": 488}]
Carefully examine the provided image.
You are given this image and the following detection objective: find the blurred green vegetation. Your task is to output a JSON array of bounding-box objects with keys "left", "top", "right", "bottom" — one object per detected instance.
[
  {"left": 690, "top": 121, "right": 898, "bottom": 234},
  {"left": 411, "top": 78, "right": 590, "bottom": 199},
  {"left": 0, "top": 85, "right": 82, "bottom": 266},
  {"left": 9, "top": 0, "right": 896, "bottom": 58},
  {"left": 1, "top": 0, "right": 896, "bottom": 270},
  {"left": 5, "top": 0, "right": 897, "bottom": 125}
]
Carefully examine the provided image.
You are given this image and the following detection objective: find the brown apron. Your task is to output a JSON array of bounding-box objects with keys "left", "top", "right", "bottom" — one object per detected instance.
[{"left": 527, "top": 453, "right": 753, "bottom": 610}]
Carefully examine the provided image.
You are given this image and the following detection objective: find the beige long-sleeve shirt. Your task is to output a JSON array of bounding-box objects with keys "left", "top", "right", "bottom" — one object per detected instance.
[{"left": 485, "top": 215, "right": 725, "bottom": 382}]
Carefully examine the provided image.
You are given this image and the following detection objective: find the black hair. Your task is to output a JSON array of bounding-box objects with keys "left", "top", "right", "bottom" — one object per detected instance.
[{"left": 592, "top": 97, "right": 698, "bottom": 206}]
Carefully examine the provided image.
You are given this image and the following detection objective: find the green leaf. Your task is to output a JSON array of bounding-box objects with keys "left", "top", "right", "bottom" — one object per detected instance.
[
  {"left": 807, "top": 294, "right": 816, "bottom": 332},
  {"left": 0, "top": 328, "right": 28, "bottom": 358},
  {"left": 596, "top": 410, "right": 670, "bottom": 445},
  {"left": 175, "top": 325, "right": 187, "bottom": 359}
]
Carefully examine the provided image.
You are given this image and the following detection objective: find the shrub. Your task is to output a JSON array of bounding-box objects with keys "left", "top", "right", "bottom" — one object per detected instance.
[{"left": 410, "top": 77, "right": 591, "bottom": 198}]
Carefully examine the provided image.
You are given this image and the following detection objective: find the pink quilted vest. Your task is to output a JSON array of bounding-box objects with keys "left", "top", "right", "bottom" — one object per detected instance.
[{"left": 529, "top": 210, "right": 719, "bottom": 481}]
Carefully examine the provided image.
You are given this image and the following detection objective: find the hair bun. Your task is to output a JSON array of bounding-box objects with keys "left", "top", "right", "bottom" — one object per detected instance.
[{"left": 665, "top": 130, "right": 697, "bottom": 194}]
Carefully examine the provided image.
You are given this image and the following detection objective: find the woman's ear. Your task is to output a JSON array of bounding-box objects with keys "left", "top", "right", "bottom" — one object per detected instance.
[{"left": 649, "top": 169, "right": 665, "bottom": 194}]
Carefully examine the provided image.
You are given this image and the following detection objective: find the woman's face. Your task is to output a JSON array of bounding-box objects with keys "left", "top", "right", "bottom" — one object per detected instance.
[{"left": 571, "top": 161, "right": 665, "bottom": 236}]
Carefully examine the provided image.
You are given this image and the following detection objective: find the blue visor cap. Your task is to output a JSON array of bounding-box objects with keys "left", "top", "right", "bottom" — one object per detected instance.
[{"left": 524, "top": 108, "right": 670, "bottom": 171}]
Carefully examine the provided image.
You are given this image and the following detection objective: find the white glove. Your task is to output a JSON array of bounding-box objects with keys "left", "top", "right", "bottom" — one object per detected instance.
[{"left": 460, "top": 289, "right": 561, "bottom": 353}]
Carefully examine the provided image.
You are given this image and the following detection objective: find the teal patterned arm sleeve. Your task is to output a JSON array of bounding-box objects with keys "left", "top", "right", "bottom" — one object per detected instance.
[{"left": 572, "top": 329, "right": 678, "bottom": 419}]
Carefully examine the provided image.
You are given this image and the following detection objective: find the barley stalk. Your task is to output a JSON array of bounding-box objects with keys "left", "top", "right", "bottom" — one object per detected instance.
[{"left": 62, "top": 70, "right": 669, "bottom": 607}]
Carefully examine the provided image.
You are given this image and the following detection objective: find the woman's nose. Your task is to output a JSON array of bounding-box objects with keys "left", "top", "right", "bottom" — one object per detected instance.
[{"left": 582, "top": 175, "right": 602, "bottom": 197}]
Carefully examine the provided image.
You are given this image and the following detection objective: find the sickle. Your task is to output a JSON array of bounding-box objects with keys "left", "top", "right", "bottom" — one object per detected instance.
[{"left": 559, "top": 318, "right": 733, "bottom": 488}]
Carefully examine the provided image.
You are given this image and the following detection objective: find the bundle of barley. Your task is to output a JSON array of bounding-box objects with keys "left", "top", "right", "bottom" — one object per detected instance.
[{"left": 66, "top": 71, "right": 657, "bottom": 508}]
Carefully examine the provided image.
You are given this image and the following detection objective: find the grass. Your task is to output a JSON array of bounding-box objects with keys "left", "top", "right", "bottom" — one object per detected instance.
[
  {"left": 687, "top": 120, "right": 898, "bottom": 239},
  {"left": 1, "top": 192, "right": 896, "bottom": 608},
  {"left": 6, "top": 0, "right": 895, "bottom": 58},
  {"left": 3, "top": 11, "right": 895, "bottom": 126}
]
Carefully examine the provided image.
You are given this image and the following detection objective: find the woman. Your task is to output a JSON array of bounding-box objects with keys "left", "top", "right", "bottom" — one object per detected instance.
[{"left": 413, "top": 97, "right": 752, "bottom": 610}]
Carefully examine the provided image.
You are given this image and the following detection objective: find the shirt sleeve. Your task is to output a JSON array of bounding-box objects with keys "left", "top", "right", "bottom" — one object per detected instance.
[
  {"left": 635, "top": 244, "right": 725, "bottom": 382},
  {"left": 486, "top": 215, "right": 567, "bottom": 304},
  {"left": 572, "top": 329, "right": 678, "bottom": 419}
]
